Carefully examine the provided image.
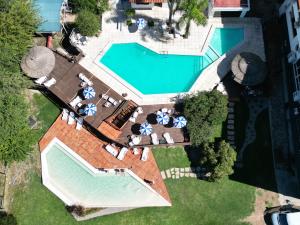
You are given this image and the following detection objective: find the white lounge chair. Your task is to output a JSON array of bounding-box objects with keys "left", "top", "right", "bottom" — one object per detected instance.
[
  {"left": 108, "top": 97, "right": 118, "bottom": 106},
  {"left": 61, "top": 108, "right": 69, "bottom": 121},
  {"left": 228, "top": 114, "right": 235, "bottom": 119},
  {"left": 68, "top": 112, "right": 75, "bottom": 125},
  {"left": 228, "top": 108, "right": 234, "bottom": 113},
  {"left": 104, "top": 101, "right": 112, "bottom": 107},
  {"left": 227, "top": 124, "right": 234, "bottom": 129},
  {"left": 137, "top": 107, "right": 143, "bottom": 114},
  {"left": 101, "top": 94, "right": 109, "bottom": 100},
  {"left": 129, "top": 141, "right": 134, "bottom": 147},
  {"left": 133, "top": 147, "right": 139, "bottom": 155},
  {"left": 141, "top": 147, "right": 150, "bottom": 161},
  {"left": 151, "top": 133, "right": 159, "bottom": 145},
  {"left": 76, "top": 117, "right": 83, "bottom": 130},
  {"left": 129, "top": 116, "right": 136, "bottom": 123},
  {"left": 35, "top": 76, "right": 48, "bottom": 85},
  {"left": 105, "top": 144, "right": 118, "bottom": 157},
  {"left": 117, "top": 147, "right": 128, "bottom": 160},
  {"left": 78, "top": 73, "right": 93, "bottom": 86},
  {"left": 163, "top": 132, "right": 174, "bottom": 144},
  {"left": 70, "top": 96, "right": 82, "bottom": 108},
  {"left": 44, "top": 78, "right": 56, "bottom": 87}
]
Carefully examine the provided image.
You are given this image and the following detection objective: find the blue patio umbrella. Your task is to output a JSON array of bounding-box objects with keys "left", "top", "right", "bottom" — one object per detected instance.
[
  {"left": 139, "top": 122, "right": 153, "bottom": 136},
  {"left": 84, "top": 103, "right": 97, "bottom": 116},
  {"left": 156, "top": 112, "right": 170, "bottom": 125},
  {"left": 83, "top": 86, "right": 96, "bottom": 99},
  {"left": 173, "top": 116, "right": 187, "bottom": 128},
  {"left": 136, "top": 18, "right": 146, "bottom": 30}
]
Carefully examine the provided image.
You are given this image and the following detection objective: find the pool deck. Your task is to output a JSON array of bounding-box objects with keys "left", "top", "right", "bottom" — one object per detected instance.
[
  {"left": 46, "top": 52, "right": 188, "bottom": 146},
  {"left": 76, "top": 4, "right": 265, "bottom": 105}
]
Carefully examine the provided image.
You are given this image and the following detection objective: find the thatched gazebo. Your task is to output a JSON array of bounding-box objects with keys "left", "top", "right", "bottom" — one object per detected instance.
[
  {"left": 231, "top": 52, "right": 267, "bottom": 86},
  {"left": 21, "top": 46, "right": 55, "bottom": 79}
]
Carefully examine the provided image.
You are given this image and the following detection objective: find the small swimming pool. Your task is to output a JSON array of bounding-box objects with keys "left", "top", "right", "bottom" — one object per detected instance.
[
  {"left": 34, "top": 0, "right": 63, "bottom": 33},
  {"left": 100, "top": 28, "right": 244, "bottom": 94},
  {"left": 42, "top": 140, "right": 168, "bottom": 207}
]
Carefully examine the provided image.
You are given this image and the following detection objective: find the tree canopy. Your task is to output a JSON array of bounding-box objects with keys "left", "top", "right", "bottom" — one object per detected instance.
[
  {"left": 200, "top": 140, "right": 237, "bottom": 181},
  {"left": 0, "top": 0, "right": 38, "bottom": 164},
  {"left": 70, "top": 0, "right": 109, "bottom": 15},
  {"left": 178, "top": 0, "right": 207, "bottom": 38},
  {"left": 75, "top": 10, "right": 99, "bottom": 36},
  {"left": 183, "top": 90, "right": 228, "bottom": 146}
]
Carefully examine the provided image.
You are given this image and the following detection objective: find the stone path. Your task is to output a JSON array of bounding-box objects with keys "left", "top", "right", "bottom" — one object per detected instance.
[
  {"left": 160, "top": 167, "right": 209, "bottom": 180},
  {"left": 236, "top": 97, "right": 268, "bottom": 165}
]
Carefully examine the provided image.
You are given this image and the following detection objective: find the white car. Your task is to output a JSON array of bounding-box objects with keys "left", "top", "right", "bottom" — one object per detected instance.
[{"left": 271, "top": 211, "right": 300, "bottom": 225}]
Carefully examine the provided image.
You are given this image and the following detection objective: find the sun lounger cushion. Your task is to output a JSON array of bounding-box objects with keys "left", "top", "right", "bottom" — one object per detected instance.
[{"left": 105, "top": 145, "right": 118, "bottom": 157}]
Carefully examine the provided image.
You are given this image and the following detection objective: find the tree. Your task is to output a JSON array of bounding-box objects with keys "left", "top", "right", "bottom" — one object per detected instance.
[
  {"left": 183, "top": 90, "right": 228, "bottom": 145},
  {"left": 0, "top": 211, "right": 17, "bottom": 225},
  {"left": 178, "top": 0, "right": 208, "bottom": 38},
  {"left": 69, "top": 0, "right": 99, "bottom": 14},
  {"left": 0, "top": 93, "right": 35, "bottom": 164},
  {"left": 167, "top": 0, "right": 180, "bottom": 28},
  {"left": 200, "top": 140, "right": 236, "bottom": 181},
  {"left": 0, "top": 0, "right": 38, "bottom": 164},
  {"left": 70, "top": 0, "right": 109, "bottom": 15},
  {"left": 76, "top": 10, "right": 99, "bottom": 36}
]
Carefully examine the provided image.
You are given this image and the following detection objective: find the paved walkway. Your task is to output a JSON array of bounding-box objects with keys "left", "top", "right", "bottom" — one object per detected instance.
[
  {"left": 160, "top": 167, "right": 209, "bottom": 180},
  {"left": 237, "top": 97, "right": 268, "bottom": 164}
]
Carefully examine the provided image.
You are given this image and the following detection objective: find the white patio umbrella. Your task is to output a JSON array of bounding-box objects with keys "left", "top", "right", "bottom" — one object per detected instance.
[
  {"left": 173, "top": 116, "right": 187, "bottom": 128},
  {"left": 139, "top": 122, "right": 153, "bottom": 136},
  {"left": 136, "top": 18, "right": 146, "bottom": 30},
  {"left": 156, "top": 113, "right": 170, "bottom": 125},
  {"left": 84, "top": 103, "right": 97, "bottom": 116},
  {"left": 83, "top": 86, "right": 96, "bottom": 99}
]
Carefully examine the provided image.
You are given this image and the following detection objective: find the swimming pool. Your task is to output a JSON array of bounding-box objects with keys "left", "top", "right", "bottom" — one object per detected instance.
[
  {"left": 34, "top": 0, "right": 62, "bottom": 33},
  {"left": 100, "top": 28, "right": 244, "bottom": 94},
  {"left": 42, "top": 139, "right": 169, "bottom": 207}
]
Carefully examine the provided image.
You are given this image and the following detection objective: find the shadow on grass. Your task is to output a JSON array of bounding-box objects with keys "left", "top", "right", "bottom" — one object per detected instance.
[{"left": 230, "top": 109, "right": 278, "bottom": 192}]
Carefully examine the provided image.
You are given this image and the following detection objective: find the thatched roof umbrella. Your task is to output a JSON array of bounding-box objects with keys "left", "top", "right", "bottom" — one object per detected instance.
[
  {"left": 21, "top": 46, "right": 55, "bottom": 79},
  {"left": 231, "top": 52, "right": 267, "bottom": 86}
]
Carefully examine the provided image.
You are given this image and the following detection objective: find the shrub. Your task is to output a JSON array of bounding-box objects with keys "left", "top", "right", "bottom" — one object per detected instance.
[
  {"left": 200, "top": 140, "right": 236, "bottom": 181},
  {"left": 183, "top": 90, "right": 227, "bottom": 145},
  {"left": 125, "top": 8, "right": 135, "bottom": 18},
  {"left": 148, "top": 20, "right": 155, "bottom": 27},
  {"left": 75, "top": 10, "right": 99, "bottom": 36},
  {"left": 69, "top": 0, "right": 98, "bottom": 14}
]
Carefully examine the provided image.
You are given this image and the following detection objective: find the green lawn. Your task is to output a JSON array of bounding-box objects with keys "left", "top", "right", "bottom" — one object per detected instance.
[
  {"left": 9, "top": 94, "right": 256, "bottom": 225},
  {"left": 32, "top": 93, "right": 60, "bottom": 141}
]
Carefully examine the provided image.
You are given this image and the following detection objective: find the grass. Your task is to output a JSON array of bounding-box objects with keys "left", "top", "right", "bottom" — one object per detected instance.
[
  {"left": 153, "top": 147, "right": 191, "bottom": 170},
  {"left": 9, "top": 94, "right": 256, "bottom": 225},
  {"left": 32, "top": 93, "right": 60, "bottom": 139}
]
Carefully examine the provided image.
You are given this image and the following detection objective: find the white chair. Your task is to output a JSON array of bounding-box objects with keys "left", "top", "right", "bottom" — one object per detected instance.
[
  {"left": 102, "top": 94, "right": 109, "bottom": 100},
  {"left": 141, "top": 147, "right": 150, "bottom": 161},
  {"left": 61, "top": 108, "right": 69, "bottom": 121},
  {"left": 228, "top": 114, "right": 235, "bottom": 119},
  {"left": 137, "top": 107, "right": 143, "bottom": 114},
  {"left": 105, "top": 145, "right": 118, "bottom": 157},
  {"left": 35, "top": 76, "right": 47, "bottom": 85},
  {"left": 68, "top": 112, "right": 75, "bottom": 125},
  {"left": 228, "top": 108, "right": 234, "bottom": 113},
  {"left": 227, "top": 119, "right": 234, "bottom": 124},
  {"left": 129, "top": 141, "right": 134, "bottom": 147},
  {"left": 151, "top": 133, "right": 159, "bottom": 145},
  {"left": 76, "top": 117, "right": 83, "bottom": 130},
  {"left": 117, "top": 147, "right": 128, "bottom": 160},
  {"left": 161, "top": 108, "right": 168, "bottom": 113},
  {"left": 133, "top": 147, "right": 139, "bottom": 155},
  {"left": 163, "top": 132, "right": 174, "bottom": 144},
  {"left": 104, "top": 101, "right": 112, "bottom": 107},
  {"left": 129, "top": 116, "right": 136, "bottom": 123},
  {"left": 70, "top": 96, "right": 82, "bottom": 108},
  {"left": 44, "top": 78, "right": 56, "bottom": 87},
  {"left": 227, "top": 125, "right": 234, "bottom": 129}
]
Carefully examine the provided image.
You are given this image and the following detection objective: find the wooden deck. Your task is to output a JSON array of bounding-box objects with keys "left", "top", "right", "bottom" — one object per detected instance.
[
  {"left": 117, "top": 104, "right": 190, "bottom": 146},
  {"left": 48, "top": 53, "right": 125, "bottom": 129},
  {"left": 46, "top": 52, "right": 189, "bottom": 147}
]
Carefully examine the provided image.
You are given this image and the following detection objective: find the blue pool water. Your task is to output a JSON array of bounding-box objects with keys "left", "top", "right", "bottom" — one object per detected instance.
[
  {"left": 34, "top": 0, "right": 63, "bottom": 33},
  {"left": 100, "top": 28, "right": 244, "bottom": 94}
]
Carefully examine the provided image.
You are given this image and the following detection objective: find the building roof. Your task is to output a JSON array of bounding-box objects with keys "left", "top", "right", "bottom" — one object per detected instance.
[
  {"left": 213, "top": 0, "right": 248, "bottom": 7},
  {"left": 39, "top": 116, "right": 171, "bottom": 205}
]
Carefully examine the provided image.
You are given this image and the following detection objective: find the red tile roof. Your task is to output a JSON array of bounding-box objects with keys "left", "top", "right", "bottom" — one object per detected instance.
[
  {"left": 39, "top": 115, "right": 171, "bottom": 204},
  {"left": 213, "top": 0, "right": 248, "bottom": 7}
]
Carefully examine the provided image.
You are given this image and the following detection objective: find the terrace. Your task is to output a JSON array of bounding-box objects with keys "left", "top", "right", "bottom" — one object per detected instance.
[{"left": 45, "top": 51, "right": 188, "bottom": 147}]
